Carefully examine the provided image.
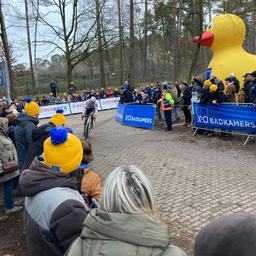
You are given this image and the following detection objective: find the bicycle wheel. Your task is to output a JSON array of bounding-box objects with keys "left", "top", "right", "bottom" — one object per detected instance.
[
  {"left": 87, "top": 117, "right": 93, "bottom": 137},
  {"left": 83, "top": 117, "right": 89, "bottom": 138},
  {"left": 91, "top": 117, "right": 94, "bottom": 129},
  {"left": 84, "top": 114, "right": 92, "bottom": 138}
]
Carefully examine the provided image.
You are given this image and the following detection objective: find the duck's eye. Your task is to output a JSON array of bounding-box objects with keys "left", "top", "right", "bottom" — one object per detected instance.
[{"left": 207, "top": 23, "right": 214, "bottom": 30}]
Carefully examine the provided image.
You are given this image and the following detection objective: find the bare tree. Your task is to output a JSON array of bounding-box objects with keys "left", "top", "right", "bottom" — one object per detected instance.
[
  {"left": 188, "top": 0, "right": 203, "bottom": 81},
  {"left": 117, "top": 0, "right": 123, "bottom": 85},
  {"left": 31, "top": 0, "right": 40, "bottom": 92},
  {"left": 143, "top": 0, "right": 148, "bottom": 79},
  {"left": 0, "top": 0, "right": 15, "bottom": 98},
  {"left": 36, "top": 0, "right": 116, "bottom": 89},
  {"left": 25, "top": 0, "right": 36, "bottom": 95},
  {"left": 95, "top": 0, "right": 106, "bottom": 88},
  {"left": 128, "top": 0, "right": 135, "bottom": 85}
]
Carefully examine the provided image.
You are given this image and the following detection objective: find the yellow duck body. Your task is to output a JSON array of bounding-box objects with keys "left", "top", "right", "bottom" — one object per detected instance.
[
  {"left": 197, "top": 14, "right": 256, "bottom": 85},
  {"left": 209, "top": 47, "right": 256, "bottom": 84}
]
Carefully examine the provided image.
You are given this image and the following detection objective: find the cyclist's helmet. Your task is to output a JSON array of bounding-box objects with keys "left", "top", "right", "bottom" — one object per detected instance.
[{"left": 90, "top": 96, "right": 96, "bottom": 103}]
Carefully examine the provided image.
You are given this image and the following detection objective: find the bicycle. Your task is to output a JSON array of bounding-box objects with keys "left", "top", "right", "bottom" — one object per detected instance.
[{"left": 83, "top": 112, "right": 95, "bottom": 138}]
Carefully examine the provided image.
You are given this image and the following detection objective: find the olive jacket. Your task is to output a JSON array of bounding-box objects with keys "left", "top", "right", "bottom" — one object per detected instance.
[
  {"left": 66, "top": 209, "right": 187, "bottom": 256},
  {"left": 0, "top": 131, "right": 19, "bottom": 183}
]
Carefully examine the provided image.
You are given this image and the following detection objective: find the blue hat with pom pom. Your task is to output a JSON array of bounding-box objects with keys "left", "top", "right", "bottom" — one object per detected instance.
[
  {"left": 24, "top": 97, "right": 40, "bottom": 117},
  {"left": 44, "top": 127, "right": 82, "bottom": 173}
]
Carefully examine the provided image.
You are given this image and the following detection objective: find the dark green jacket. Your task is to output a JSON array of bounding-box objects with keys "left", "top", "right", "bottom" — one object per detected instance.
[{"left": 66, "top": 209, "right": 186, "bottom": 256}]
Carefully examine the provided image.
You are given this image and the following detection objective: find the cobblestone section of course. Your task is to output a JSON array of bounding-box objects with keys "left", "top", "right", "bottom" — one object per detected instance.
[
  {"left": 0, "top": 110, "right": 255, "bottom": 255},
  {"left": 83, "top": 112, "right": 256, "bottom": 255}
]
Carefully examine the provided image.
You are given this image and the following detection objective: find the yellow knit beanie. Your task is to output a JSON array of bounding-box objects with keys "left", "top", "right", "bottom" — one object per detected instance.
[
  {"left": 24, "top": 98, "right": 40, "bottom": 116},
  {"left": 204, "top": 80, "right": 212, "bottom": 87},
  {"left": 49, "top": 110, "right": 67, "bottom": 127},
  {"left": 210, "top": 84, "right": 218, "bottom": 92},
  {"left": 44, "top": 127, "right": 83, "bottom": 173}
]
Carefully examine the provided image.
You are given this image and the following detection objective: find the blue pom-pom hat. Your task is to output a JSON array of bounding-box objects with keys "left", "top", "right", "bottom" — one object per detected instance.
[
  {"left": 25, "top": 97, "right": 32, "bottom": 103},
  {"left": 50, "top": 127, "right": 68, "bottom": 145},
  {"left": 56, "top": 109, "right": 64, "bottom": 114}
]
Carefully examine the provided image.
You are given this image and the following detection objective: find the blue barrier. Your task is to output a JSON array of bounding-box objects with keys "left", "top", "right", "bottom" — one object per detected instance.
[
  {"left": 193, "top": 103, "right": 256, "bottom": 134},
  {"left": 116, "top": 103, "right": 156, "bottom": 129},
  {"left": 116, "top": 103, "right": 125, "bottom": 123}
]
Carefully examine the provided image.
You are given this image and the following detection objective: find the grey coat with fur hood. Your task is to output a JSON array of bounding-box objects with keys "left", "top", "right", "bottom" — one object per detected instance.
[{"left": 20, "top": 158, "right": 89, "bottom": 256}]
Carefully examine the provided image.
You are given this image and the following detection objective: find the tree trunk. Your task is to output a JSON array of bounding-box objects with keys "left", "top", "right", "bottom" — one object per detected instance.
[
  {"left": 25, "top": 0, "right": 36, "bottom": 95},
  {"left": 0, "top": 0, "right": 15, "bottom": 98},
  {"left": 208, "top": 0, "right": 211, "bottom": 21},
  {"left": 188, "top": 0, "right": 203, "bottom": 81},
  {"left": 128, "top": 0, "right": 135, "bottom": 85},
  {"left": 177, "top": 5, "right": 182, "bottom": 79},
  {"left": 95, "top": 0, "right": 106, "bottom": 88},
  {"left": 253, "top": 5, "right": 256, "bottom": 53},
  {"left": 33, "top": 0, "right": 39, "bottom": 93},
  {"left": 66, "top": 60, "right": 73, "bottom": 87},
  {"left": 172, "top": 0, "right": 178, "bottom": 79},
  {"left": 101, "top": 18, "right": 112, "bottom": 80},
  {"left": 143, "top": 0, "right": 148, "bottom": 80},
  {"left": 117, "top": 0, "right": 123, "bottom": 85}
]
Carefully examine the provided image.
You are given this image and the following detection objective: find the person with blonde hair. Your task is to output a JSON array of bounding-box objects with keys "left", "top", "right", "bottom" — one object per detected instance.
[{"left": 66, "top": 165, "right": 186, "bottom": 256}]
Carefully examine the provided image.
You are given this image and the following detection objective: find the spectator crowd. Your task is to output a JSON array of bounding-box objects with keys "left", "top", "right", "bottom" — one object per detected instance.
[
  {"left": 34, "top": 80, "right": 121, "bottom": 106},
  {"left": 0, "top": 73, "right": 255, "bottom": 255},
  {"left": 118, "top": 72, "right": 256, "bottom": 131}
]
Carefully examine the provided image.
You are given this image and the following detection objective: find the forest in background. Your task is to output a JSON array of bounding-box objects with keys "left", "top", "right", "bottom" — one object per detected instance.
[{"left": 0, "top": 0, "right": 256, "bottom": 98}]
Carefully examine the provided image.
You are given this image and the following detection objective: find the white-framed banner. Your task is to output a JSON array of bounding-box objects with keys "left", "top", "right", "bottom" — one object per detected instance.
[
  {"left": 39, "top": 97, "right": 120, "bottom": 119},
  {"left": 39, "top": 103, "right": 71, "bottom": 119},
  {"left": 99, "top": 97, "right": 120, "bottom": 110}
]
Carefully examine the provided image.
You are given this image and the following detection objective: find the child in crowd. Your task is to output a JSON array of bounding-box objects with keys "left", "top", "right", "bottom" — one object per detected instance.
[{"left": 80, "top": 140, "right": 102, "bottom": 206}]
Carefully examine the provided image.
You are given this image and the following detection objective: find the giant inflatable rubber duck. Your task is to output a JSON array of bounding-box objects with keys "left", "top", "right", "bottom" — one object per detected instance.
[{"left": 193, "top": 14, "right": 256, "bottom": 85}]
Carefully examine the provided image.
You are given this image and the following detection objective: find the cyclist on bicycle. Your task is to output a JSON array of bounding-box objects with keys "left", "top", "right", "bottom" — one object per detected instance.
[{"left": 83, "top": 96, "right": 98, "bottom": 119}]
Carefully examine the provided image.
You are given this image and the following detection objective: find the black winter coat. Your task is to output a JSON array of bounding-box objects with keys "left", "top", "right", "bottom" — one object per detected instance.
[
  {"left": 212, "top": 89, "right": 227, "bottom": 103},
  {"left": 200, "top": 88, "right": 212, "bottom": 104},
  {"left": 217, "top": 80, "right": 225, "bottom": 91},
  {"left": 120, "top": 90, "right": 133, "bottom": 103},
  {"left": 244, "top": 81, "right": 251, "bottom": 103},
  {"left": 22, "top": 123, "right": 54, "bottom": 171},
  {"left": 193, "top": 78, "right": 204, "bottom": 88},
  {"left": 152, "top": 90, "right": 161, "bottom": 104},
  {"left": 14, "top": 114, "right": 39, "bottom": 170},
  {"left": 182, "top": 87, "right": 192, "bottom": 106},
  {"left": 246, "top": 80, "right": 256, "bottom": 103},
  {"left": 231, "top": 77, "right": 240, "bottom": 93}
]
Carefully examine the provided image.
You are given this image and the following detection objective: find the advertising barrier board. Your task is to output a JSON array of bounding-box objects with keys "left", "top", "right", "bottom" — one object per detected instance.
[
  {"left": 100, "top": 97, "right": 120, "bottom": 110},
  {"left": 39, "top": 104, "right": 71, "bottom": 119},
  {"left": 39, "top": 97, "right": 120, "bottom": 119},
  {"left": 116, "top": 103, "right": 155, "bottom": 129},
  {"left": 116, "top": 103, "right": 125, "bottom": 123},
  {"left": 193, "top": 103, "right": 256, "bottom": 134}
]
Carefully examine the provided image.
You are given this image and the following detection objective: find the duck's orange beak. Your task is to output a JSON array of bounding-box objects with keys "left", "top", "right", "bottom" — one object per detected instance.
[{"left": 193, "top": 31, "right": 214, "bottom": 47}]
